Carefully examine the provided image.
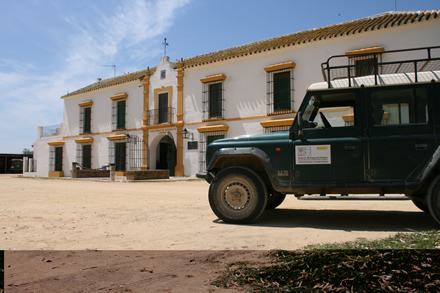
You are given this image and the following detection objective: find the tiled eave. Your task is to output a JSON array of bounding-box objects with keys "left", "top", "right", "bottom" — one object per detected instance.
[
  {"left": 180, "top": 10, "right": 438, "bottom": 68},
  {"left": 62, "top": 68, "right": 157, "bottom": 99},
  {"left": 60, "top": 10, "right": 438, "bottom": 97}
]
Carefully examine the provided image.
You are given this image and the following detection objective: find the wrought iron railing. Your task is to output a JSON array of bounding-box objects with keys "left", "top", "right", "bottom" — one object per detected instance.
[
  {"left": 147, "top": 107, "right": 176, "bottom": 125},
  {"left": 321, "top": 46, "right": 440, "bottom": 88}
]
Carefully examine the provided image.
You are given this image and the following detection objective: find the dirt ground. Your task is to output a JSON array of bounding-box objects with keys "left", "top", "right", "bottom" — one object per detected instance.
[{"left": 1, "top": 174, "right": 438, "bottom": 292}]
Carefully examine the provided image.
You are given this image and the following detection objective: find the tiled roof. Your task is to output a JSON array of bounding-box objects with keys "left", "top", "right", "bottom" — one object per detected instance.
[
  {"left": 62, "top": 10, "right": 438, "bottom": 98},
  {"left": 62, "top": 68, "right": 156, "bottom": 98},
  {"left": 181, "top": 10, "right": 439, "bottom": 68}
]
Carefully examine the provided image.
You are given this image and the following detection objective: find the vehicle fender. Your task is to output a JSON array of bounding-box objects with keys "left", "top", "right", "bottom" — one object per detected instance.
[{"left": 206, "top": 147, "right": 281, "bottom": 188}]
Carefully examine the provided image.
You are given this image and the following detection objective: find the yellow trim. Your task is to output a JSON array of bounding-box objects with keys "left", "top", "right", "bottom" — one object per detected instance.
[
  {"left": 48, "top": 141, "right": 65, "bottom": 146},
  {"left": 110, "top": 93, "right": 128, "bottom": 100},
  {"left": 49, "top": 171, "right": 64, "bottom": 177},
  {"left": 115, "top": 171, "right": 126, "bottom": 176},
  {"left": 78, "top": 100, "right": 93, "bottom": 107},
  {"left": 197, "top": 125, "right": 229, "bottom": 133},
  {"left": 107, "top": 134, "right": 127, "bottom": 141},
  {"left": 75, "top": 137, "right": 94, "bottom": 143},
  {"left": 260, "top": 118, "right": 294, "bottom": 128},
  {"left": 345, "top": 46, "right": 384, "bottom": 55},
  {"left": 264, "top": 61, "right": 296, "bottom": 72},
  {"left": 200, "top": 74, "right": 226, "bottom": 83},
  {"left": 153, "top": 86, "right": 173, "bottom": 114},
  {"left": 62, "top": 128, "right": 142, "bottom": 140}
]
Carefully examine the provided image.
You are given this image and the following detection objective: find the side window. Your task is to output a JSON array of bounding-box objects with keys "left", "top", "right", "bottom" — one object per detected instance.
[
  {"left": 302, "top": 92, "right": 356, "bottom": 129},
  {"left": 371, "top": 88, "right": 428, "bottom": 126}
]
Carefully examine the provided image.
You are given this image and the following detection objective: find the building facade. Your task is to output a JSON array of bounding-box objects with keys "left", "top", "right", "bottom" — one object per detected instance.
[{"left": 32, "top": 11, "right": 440, "bottom": 178}]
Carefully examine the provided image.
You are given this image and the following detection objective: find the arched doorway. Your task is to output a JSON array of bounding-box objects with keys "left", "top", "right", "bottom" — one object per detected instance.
[{"left": 156, "top": 135, "right": 176, "bottom": 176}]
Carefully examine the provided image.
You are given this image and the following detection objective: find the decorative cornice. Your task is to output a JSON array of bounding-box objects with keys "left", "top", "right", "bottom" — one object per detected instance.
[
  {"left": 197, "top": 125, "right": 229, "bottom": 133},
  {"left": 264, "top": 62, "right": 296, "bottom": 72},
  {"left": 260, "top": 118, "right": 294, "bottom": 128},
  {"left": 78, "top": 100, "right": 94, "bottom": 107},
  {"left": 200, "top": 74, "right": 227, "bottom": 83},
  {"left": 48, "top": 141, "right": 65, "bottom": 146},
  {"left": 110, "top": 93, "right": 128, "bottom": 100}
]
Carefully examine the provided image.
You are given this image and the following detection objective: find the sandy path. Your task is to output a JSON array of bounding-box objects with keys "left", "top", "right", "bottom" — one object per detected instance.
[
  {"left": 1, "top": 174, "right": 438, "bottom": 292},
  {"left": 0, "top": 174, "right": 437, "bottom": 250}
]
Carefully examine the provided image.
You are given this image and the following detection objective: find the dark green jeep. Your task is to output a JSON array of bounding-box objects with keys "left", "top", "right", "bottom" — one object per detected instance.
[{"left": 197, "top": 46, "right": 440, "bottom": 224}]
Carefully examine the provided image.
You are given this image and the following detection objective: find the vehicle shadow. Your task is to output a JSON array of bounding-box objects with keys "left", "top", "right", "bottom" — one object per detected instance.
[{"left": 216, "top": 209, "right": 439, "bottom": 232}]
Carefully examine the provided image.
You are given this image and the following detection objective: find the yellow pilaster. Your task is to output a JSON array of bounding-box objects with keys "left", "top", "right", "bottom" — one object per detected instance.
[
  {"left": 141, "top": 73, "right": 150, "bottom": 170},
  {"left": 175, "top": 65, "right": 185, "bottom": 177}
]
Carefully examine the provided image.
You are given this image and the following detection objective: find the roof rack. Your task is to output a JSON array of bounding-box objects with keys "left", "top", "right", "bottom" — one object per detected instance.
[{"left": 321, "top": 46, "right": 440, "bottom": 88}]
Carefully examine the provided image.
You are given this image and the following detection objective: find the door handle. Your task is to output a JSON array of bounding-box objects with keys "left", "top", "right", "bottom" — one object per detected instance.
[
  {"left": 345, "top": 146, "right": 356, "bottom": 151},
  {"left": 415, "top": 144, "right": 428, "bottom": 150}
]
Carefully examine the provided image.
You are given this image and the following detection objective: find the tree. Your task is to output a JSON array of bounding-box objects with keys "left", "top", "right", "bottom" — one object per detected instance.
[{"left": 22, "top": 148, "right": 33, "bottom": 155}]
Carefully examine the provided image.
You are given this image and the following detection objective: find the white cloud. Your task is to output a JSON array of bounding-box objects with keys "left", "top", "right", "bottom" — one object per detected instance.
[{"left": 0, "top": 0, "right": 192, "bottom": 153}]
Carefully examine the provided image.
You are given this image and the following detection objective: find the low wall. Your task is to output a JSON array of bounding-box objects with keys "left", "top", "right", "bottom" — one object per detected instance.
[
  {"left": 72, "top": 170, "right": 110, "bottom": 178},
  {"left": 126, "top": 170, "right": 169, "bottom": 181}
]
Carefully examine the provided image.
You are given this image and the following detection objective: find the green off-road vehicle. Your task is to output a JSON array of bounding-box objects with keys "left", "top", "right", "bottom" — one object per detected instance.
[{"left": 197, "top": 46, "right": 440, "bottom": 224}]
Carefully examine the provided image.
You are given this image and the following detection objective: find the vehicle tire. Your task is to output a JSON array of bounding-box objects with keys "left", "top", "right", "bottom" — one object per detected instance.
[
  {"left": 266, "top": 191, "right": 286, "bottom": 210},
  {"left": 411, "top": 199, "right": 430, "bottom": 213},
  {"left": 426, "top": 175, "right": 440, "bottom": 224},
  {"left": 209, "top": 167, "right": 267, "bottom": 224}
]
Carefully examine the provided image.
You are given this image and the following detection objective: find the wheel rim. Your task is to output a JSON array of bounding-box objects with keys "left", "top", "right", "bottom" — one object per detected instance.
[{"left": 224, "top": 183, "right": 250, "bottom": 210}]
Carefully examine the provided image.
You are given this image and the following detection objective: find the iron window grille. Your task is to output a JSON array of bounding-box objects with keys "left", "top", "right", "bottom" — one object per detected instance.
[
  {"left": 49, "top": 146, "right": 63, "bottom": 172},
  {"left": 128, "top": 135, "right": 147, "bottom": 170},
  {"left": 267, "top": 68, "right": 294, "bottom": 115},
  {"left": 108, "top": 140, "right": 127, "bottom": 172},
  {"left": 199, "top": 131, "right": 226, "bottom": 172},
  {"left": 112, "top": 99, "right": 126, "bottom": 130},
  {"left": 263, "top": 125, "right": 291, "bottom": 133},
  {"left": 79, "top": 106, "right": 92, "bottom": 134},
  {"left": 202, "top": 81, "right": 225, "bottom": 121},
  {"left": 147, "top": 107, "right": 176, "bottom": 125},
  {"left": 76, "top": 144, "right": 92, "bottom": 169}
]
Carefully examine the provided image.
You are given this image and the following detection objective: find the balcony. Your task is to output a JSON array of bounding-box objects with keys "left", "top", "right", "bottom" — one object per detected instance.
[{"left": 147, "top": 107, "right": 176, "bottom": 125}]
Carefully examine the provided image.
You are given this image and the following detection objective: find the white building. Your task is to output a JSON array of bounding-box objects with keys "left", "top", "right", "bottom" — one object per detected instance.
[{"left": 32, "top": 10, "right": 440, "bottom": 178}]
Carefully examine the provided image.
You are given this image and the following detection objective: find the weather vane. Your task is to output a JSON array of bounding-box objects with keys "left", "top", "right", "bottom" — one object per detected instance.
[{"left": 163, "top": 38, "right": 169, "bottom": 56}]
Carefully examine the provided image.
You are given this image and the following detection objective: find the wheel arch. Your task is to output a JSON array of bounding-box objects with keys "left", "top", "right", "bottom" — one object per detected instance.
[{"left": 207, "top": 147, "right": 278, "bottom": 191}]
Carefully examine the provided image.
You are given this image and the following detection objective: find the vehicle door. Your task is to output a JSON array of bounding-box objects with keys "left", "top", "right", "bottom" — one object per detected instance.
[
  {"left": 365, "top": 84, "right": 435, "bottom": 182},
  {"left": 292, "top": 90, "right": 366, "bottom": 183}
]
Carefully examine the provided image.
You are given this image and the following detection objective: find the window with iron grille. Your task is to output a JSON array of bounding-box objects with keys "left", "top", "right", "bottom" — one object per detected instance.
[
  {"left": 79, "top": 107, "right": 92, "bottom": 134},
  {"left": 263, "top": 125, "right": 290, "bottom": 133},
  {"left": 199, "top": 131, "right": 226, "bottom": 172},
  {"left": 128, "top": 135, "right": 146, "bottom": 170},
  {"left": 112, "top": 100, "right": 126, "bottom": 130},
  {"left": 49, "top": 146, "right": 63, "bottom": 172},
  {"left": 202, "top": 81, "right": 224, "bottom": 120},
  {"left": 350, "top": 54, "right": 382, "bottom": 77},
  {"left": 267, "top": 68, "right": 294, "bottom": 115},
  {"left": 108, "top": 140, "right": 127, "bottom": 172},
  {"left": 81, "top": 144, "right": 92, "bottom": 169}
]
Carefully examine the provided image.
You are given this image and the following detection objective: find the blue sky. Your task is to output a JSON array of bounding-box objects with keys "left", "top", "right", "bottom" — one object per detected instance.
[{"left": 0, "top": 0, "right": 438, "bottom": 153}]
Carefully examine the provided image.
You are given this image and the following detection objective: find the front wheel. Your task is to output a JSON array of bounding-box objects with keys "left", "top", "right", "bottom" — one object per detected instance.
[{"left": 209, "top": 167, "right": 267, "bottom": 224}]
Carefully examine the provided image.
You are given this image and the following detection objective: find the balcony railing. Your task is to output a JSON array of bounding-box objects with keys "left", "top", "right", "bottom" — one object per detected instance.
[{"left": 147, "top": 107, "right": 176, "bottom": 125}]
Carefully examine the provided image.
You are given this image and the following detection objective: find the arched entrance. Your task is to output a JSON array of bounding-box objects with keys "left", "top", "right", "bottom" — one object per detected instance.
[{"left": 156, "top": 135, "right": 176, "bottom": 176}]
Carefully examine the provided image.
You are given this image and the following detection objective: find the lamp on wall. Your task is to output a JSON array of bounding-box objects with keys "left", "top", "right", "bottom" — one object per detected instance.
[
  {"left": 125, "top": 134, "right": 131, "bottom": 143},
  {"left": 181, "top": 128, "right": 193, "bottom": 140}
]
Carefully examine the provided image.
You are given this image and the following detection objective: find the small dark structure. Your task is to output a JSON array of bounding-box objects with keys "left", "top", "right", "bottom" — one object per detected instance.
[{"left": 0, "top": 154, "right": 33, "bottom": 174}]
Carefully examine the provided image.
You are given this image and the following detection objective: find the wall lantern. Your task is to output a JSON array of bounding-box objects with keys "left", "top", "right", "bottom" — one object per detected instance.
[
  {"left": 181, "top": 128, "right": 193, "bottom": 140},
  {"left": 125, "top": 134, "right": 131, "bottom": 143}
]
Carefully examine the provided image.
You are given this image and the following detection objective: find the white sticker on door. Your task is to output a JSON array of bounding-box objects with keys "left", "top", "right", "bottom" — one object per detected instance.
[{"left": 295, "top": 145, "right": 331, "bottom": 165}]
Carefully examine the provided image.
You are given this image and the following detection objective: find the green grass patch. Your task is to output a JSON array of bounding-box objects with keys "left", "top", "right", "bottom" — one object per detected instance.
[{"left": 212, "top": 231, "right": 440, "bottom": 292}]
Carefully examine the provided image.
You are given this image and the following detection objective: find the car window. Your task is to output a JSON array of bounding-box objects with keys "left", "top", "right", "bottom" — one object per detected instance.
[
  {"left": 371, "top": 88, "right": 428, "bottom": 126},
  {"left": 302, "top": 92, "right": 356, "bottom": 129}
]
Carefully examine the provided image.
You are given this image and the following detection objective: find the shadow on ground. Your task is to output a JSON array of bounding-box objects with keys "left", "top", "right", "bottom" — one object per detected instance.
[{"left": 216, "top": 209, "right": 438, "bottom": 232}]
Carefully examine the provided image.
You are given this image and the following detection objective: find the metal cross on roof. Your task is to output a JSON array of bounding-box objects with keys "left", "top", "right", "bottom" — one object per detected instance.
[{"left": 163, "top": 38, "right": 169, "bottom": 56}]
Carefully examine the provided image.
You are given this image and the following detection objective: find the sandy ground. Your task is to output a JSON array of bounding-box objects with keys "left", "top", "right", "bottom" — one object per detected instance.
[{"left": 1, "top": 174, "right": 438, "bottom": 292}]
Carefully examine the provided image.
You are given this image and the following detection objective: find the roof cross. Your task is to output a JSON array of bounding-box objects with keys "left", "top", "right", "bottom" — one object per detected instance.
[{"left": 163, "top": 38, "right": 169, "bottom": 57}]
